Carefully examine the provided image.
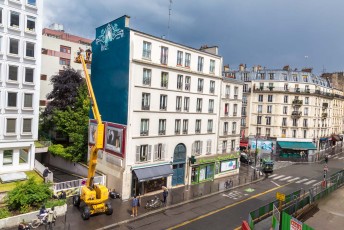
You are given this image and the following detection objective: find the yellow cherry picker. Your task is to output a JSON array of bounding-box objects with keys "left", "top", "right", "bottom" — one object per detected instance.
[{"left": 73, "top": 48, "right": 113, "bottom": 220}]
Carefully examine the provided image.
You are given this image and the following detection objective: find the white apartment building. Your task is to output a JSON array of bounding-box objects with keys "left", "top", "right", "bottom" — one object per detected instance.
[
  {"left": 40, "top": 25, "right": 92, "bottom": 107},
  {"left": 0, "top": 0, "right": 42, "bottom": 174}
]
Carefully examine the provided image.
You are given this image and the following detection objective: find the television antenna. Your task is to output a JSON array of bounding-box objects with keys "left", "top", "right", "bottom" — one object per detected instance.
[{"left": 167, "top": 0, "right": 173, "bottom": 38}]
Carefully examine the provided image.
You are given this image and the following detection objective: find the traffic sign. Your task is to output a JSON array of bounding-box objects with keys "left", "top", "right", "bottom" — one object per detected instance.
[
  {"left": 290, "top": 217, "right": 302, "bottom": 230},
  {"left": 276, "top": 192, "right": 285, "bottom": 201}
]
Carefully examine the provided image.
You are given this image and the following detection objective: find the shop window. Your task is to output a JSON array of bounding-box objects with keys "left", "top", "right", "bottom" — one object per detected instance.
[
  {"left": 136, "top": 145, "right": 151, "bottom": 162},
  {"left": 19, "top": 148, "right": 29, "bottom": 164},
  {"left": 3, "top": 150, "right": 13, "bottom": 165}
]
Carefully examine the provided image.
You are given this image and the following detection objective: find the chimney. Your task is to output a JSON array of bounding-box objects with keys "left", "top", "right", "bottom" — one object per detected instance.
[
  {"left": 239, "top": 64, "right": 245, "bottom": 71},
  {"left": 223, "top": 64, "right": 230, "bottom": 72},
  {"left": 301, "top": 68, "right": 313, "bottom": 73},
  {"left": 200, "top": 45, "right": 218, "bottom": 55},
  {"left": 124, "top": 15, "right": 130, "bottom": 28},
  {"left": 283, "top": 65, "right": 290, "bottom": 71}
]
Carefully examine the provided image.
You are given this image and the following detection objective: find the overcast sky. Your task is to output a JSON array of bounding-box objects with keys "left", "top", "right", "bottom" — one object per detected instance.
[{"left": 44, "top": 0, "right": 344, "bottom": 74}]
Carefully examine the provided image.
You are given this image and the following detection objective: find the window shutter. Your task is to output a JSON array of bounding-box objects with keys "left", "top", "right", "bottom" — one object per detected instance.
[
  {"left": 191, "top": 143, "right": 195, "bottom": 155},
  {"left": 136, "top": 146, "right": 140, "bottom": 162},
  {"left": 200, "top": 141, "right": 203, "bottom": 154},
  {"left": 162, "top": 144, "right": 166, "bottom": 160},
  {"left": 207, "top": 140, "right": 211, "bottom": 154},
  {"left": 148, "top": 145, "right": 152, "bottom": 161},
  {"left": 154, "top": 144, "right": 158, "bottom": 161}
]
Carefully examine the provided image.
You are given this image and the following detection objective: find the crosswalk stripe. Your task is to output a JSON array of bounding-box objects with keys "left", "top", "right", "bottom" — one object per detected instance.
[
  {"left": 296, "top": 178, "right": 308, "bottom": 184},
  {"left": 272, "top": 175, "right": 285, "bottom": 180},
  {"left": 279, "top": 176, "right": 292, "bottom": 181},
  {"left": 268, "top": 174, "right": 278, "bottom": 178},
  {"left": 288, "top": 177, "right": 300, "bottom": 182},
  {"left": 304, "top": 180, "right": 317, "bottom": 185},
  {"left": 339, "top": 157, "right": 344, "bottom": 160}
]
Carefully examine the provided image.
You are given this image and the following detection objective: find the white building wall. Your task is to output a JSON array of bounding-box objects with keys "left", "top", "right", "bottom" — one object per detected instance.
[{"left": 0, "top": 0, "right": 42, "bottom": 173}]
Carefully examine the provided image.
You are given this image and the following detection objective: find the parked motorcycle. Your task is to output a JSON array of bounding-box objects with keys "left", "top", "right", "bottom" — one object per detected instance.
[{"left": 145, "top": 196, "right": 163, "bottom": 209}]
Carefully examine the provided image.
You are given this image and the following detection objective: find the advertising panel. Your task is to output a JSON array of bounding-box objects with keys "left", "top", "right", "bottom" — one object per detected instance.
[
  {"left": 105, "top": 125, "right": 123, "bottom": 153},
  {"left": 88, "top": 120, "right": 98, "bottom": 145},
  {"left": 220, "top": 159, "right": 237, "bottom": 172}
]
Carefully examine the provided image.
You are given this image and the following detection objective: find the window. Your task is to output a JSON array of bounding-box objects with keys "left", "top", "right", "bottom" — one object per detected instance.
[
  {"left": 177, "top": 75, "right": 183, "bottom": 89},
  {"left": 267, "top": 105, "right": 272, "bottom": 113},
  {"left": 292, "top": 119, "right": 298, "bottom": 126},
  {"left": 257, "top": 116, "right": 262, "bottom": 124},
  {"left": 40, "top": 74, "right": 47, "bottom": 81},
  {"left": 232, "top": 122, "right": 237, "bottom": 134},
  {"left": 158, "top": 119, "right": 166, "bottom": 135},
  {"left": 269, "top": 73, "right": 274, "bottom": 80},
  {"left": 0, "top": 8, "right": 2, "bottom": 25},
  {"left": 223, "top": 122, "right": 228, "bottom": 134},
  {"left": 185, "top": 76, "right": 191, "bottom": 91},
  {"left": 160, "top": 95, "right": 167, "bottom": 110},
  {"left": 185, "top": 53, "right": 191, "bottom": 67},
  {"left": 266, "top": 128, "right": 271, "bottom": 137},
  {"left": 303, "top": 130, "right": 307, "bottom": 138},
  {"left": 26, "top": 16, "right": 35, "bottom": 32},
  {"left": 23, "top": 118, "right": 32, "bottom": 133},
  {"left": 303, "top": 119, "right": 308, "bottom": 127},
  {"left": 282, "top": 118, "right": 287, "bottom": 126},
  {"left": 266, "top": 117, "right": 271, "bottom": 125},
  {"left": 233, "top": 104, "right": 238, "bottom": 116},
  {"left": 8, "top": 65, "right": 18, "bottom": 81},
  {"left": 258, "top": 105, "right": 262, "bottom": 113},
  {"left": 7, "top": 92, "right": 17, "bottom": 107},
  {"left": 196, "top": 98, "right": 202, "bottom": 112},
  {"left": 209, "top": 59, "right": 215, "bottom": 73},
  {"left": 140, "top": 119, "right": 149, "bottom": 136},
  {"left": 9, "top": 38, "right": 19, "bottom": 55},
  {"left": 175, "top": 119, "right": 181, "bottom": 134},
  {"left": 282, "top": 129, "right": 286, "bottom": 136},
  {"left": 283, "top": 106, "right": 288, "bottom": 115},
  {"left": 284, "top": 95, "right": 288, "bottom": 103},
  {"left": 10, "top": 11, "right": 20, "bottom": 28},
  {"left": 136, "top": 145, "right": 151, "bottom": 162},
  {"left": 206, "top": 140, "right": 212, "bottom": 154},
  {"left": 305, "top": 97, "right": 309, "bottom": 105},
  {"left": 161, "top": 72, "right": 168, "bottom": 88},
  {"left": 143, "top": 68, "right": 151, "bottom": 85},
  {"left": 28, "top": 0, "right": 36, "bottom": 6},
  {"left": 259, "top": 83, "right": 264, "bottom": 89},
  {"left": 26, "top": 42, "right": 35, "bottom": 57},
  {"left": 304, "top": 107, "right": 308, "bottom": 116},
  {"left": 60, "top": 45, "right": 70, "bottom": 54},
  {"left": 234, "top": 87, "right": 239, "bottom": 99},
  {"left": 184, "top": 97, "right": 190, "bottom": 112},
  {"left": 231, "top": 140, "right": 236, "bottom": 151},
  {"left": 195, "top": 119, "right": 201, "bottom": 133},
  {"left": 23, "top": 68, "right": 34, "bottom": 83},
  {"left": 292, "top": 130, "right": 297, "bottom": 138},
  {"left": 176, "top": 96, "right": 182, "bottom": 111},
  {"left": 209, "top": 80, "right": 215, "bottom": 93},
  {"left": 23, "top": 93, "right": 33, "bottom": 108},
  {"left": 268, "top": 95, "right": 273, "bottom": 102},
  {"left": 177, "top": 50, "right": 183, "bottom": 65},
  {"left": 222, "top": 140, "right": 227, "bottom": 153},
  {"left": 303, "top": 75, "right": 308, "bottom": 82},
  {"left": 256, "top": 127, "right": 261, "bottom": 136},
  {"left": 182, "top": 119, "right": 188, "bottom": 134},
  {"left": 283, "top": 74, "right": 288, "bottom": 81},
  {"left": 6, "top": 118, "right": 16, "bottom": 133},
  {"left": 3, "top": 150, "right": 13, "bottom": 165},
  {"left": 197, "top": 56, "right": 204, "bottom": 72},
  {"left": 208, "top": 99, "right": 214, "bottom": 113},
  {"left": 142, "top": 41, "right": 151, "bottom": 59},
  {"left": 59, "top": 58, "right": 70, "bottom": 66},
  {"left": 242, "top": 107, "right": 247, "bottom": 116},
  {"left": 197, "top": 78, "right": 204, "bottom": 92},
  {"left": 258, "top": 95, "right": 263, "bottom": 102},
  {"left": 142, "top": 93, "right": 150, "bottom": 110},
  {"left": 293, "top": 74, "right": 298, "bottom": 81},
  {"left": 284, "top": 84, "right": 289, "bottom": 91},
  {"left": 160, "top": 46, "right": 168, "bottom": 64},
  {"left": 207, "top": 119, "right": 213, "bottom": 133}
]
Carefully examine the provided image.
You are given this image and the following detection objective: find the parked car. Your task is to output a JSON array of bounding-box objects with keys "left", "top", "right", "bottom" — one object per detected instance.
[{"left": 240, "top": 153, "right": 253, "bottom": 165}]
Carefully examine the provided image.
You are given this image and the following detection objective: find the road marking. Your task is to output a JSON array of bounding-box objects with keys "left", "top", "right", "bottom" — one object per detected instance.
[
  {"left": 272, "top": 175, "right": 285, "bottom": 180},
  {"left": 271, "top": 180, "right": 280, "bottom": 187},
  {"left": 287, "top": 177, "right": 300, "bottom": 182},
  {"left": 279, "top": 176, "right": 292, "bottom": 181},
  {"left": 268, "top": 174, "right": 278, "bottom": 178},
  {"left": 296, "top": 178, "right": 308, "bottom": 184},
  {"left": 304, "top": 179, "right": 317, "bottom": 185},
  {"left": 167, "top": 182, "right": 293, "bottom": 230}
]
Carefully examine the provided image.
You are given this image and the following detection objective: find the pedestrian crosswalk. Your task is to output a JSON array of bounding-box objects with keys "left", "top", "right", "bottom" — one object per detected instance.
[{"left": 268, "top": 174, "right": 318, "bottom": 185}]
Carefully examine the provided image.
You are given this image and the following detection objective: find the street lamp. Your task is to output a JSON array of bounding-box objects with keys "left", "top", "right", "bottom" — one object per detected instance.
[{"left": 254, "top": 107, "right": 261, "bottom": 177}]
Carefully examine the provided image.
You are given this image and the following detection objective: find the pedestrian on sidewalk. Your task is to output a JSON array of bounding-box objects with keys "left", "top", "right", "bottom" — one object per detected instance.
[
  {"left": 43, "top": 167, "right": 51, "bottom": 183},
  {"left": 131, "top": 195, "right": 139, "bottom": 217},
  {"left": 46, "top": 206, "right": 57, "bottom": 230},
  {"left": 162, "top": 187, "right": 168, "bottom": 204}
]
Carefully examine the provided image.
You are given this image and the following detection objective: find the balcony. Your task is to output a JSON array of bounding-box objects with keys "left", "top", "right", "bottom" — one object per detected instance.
[
  {"left": 182, "top": 130, "right": 188, "bottom": 134},
  {"left": 185, "top": 83, "right": 190, "bottom": 91},
  {"left": 140, "top": 131, "right": 149, "bottom": 136},
  {"left": 196, "top": 108, "right": 202, "bottom": 113},
  {"left": 292, "top": 99, "right": 303, "bottom": 106},
  {"left": 143, "top": 78, "right": 151, "bottom": 86},
  {"left": 159, "top": 130, "right": 166, "bottom": 135},
  {"left": 294, "top": 88, "right": 300, "bottom": 93},
  {"left": 322, "top": 113, "right": 328, "bottom": 118},
  {"left": 197, "top": 87, "right": 203, "bottom": 93},
  {"left": 142, "top": 105, "right": 150, "bottom": 110},
  {"left": 234, "top": 95, "right": 238, "bottom": 99},
  {"left": 176, "top": 107, "right": 181, "bottom": 112},
  {"left": 232, "top": 130, "right": 236, "bottom": 134},
  {"left": 225, "top": 94, "right": 230, "bottom": 99},
  {"left": 223, "top": 131, "right": 228, "bottom": 135},
  {"left": 207, "top": 129, "right": 212, "bottom": 133},
  {"left": 208, "top": 109, "right": 214, "bottom": 113},
  {"left": 175, "top": 130, "right": 180, "bottom": 135},
  {"left": 291, "top": 111, "right": 302, "bottom": 118},
  {"left": 160, "top": 106, "right": 167, "bottom": 111},
  {"left": 266, "top": 86, "right": 274, "bottom": 91},
  {"left": 161, "top": 80, "right": 168, "bottom": 88},
  {"left": 195, "top": 129, "right": 201, "bottom": 134},
  {"left": 225, "top": 111, "right": 229, "bottom": 116},
  {"left": 233, "top": 112, "right": 237, "bottom": 116}
]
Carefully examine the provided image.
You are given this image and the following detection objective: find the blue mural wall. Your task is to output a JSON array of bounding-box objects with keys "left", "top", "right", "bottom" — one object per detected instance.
[{"left": 91, "top": 16, "right": 130, "bottom": 125}]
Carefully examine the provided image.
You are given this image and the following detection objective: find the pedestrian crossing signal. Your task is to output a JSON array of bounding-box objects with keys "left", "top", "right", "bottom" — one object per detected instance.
[{"left": 190, "top": 156, "right": 196, "bottom": 164}]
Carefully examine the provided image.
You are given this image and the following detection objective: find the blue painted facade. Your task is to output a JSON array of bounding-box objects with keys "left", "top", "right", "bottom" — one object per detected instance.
[{"left": 91, "top": 16, "right": 130, "bottom": 125}]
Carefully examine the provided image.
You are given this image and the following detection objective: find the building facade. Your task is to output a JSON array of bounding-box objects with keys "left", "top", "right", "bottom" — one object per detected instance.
[
  {"left": 90, "top": 16, "right": 242, "bottom": 199},
  {"left": 0, "top": 0, "right": 42, "bottom": 173},
  {"left": 40, "top": 25, "right": 92, "bottom": 108},
  {"left": 226, "top": 65, "right": 344, "bottom": 160}
]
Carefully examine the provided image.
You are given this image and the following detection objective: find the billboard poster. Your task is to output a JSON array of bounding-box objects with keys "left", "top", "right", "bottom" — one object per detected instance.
[
  {"left": 88, "top": 120, "right": 98, "bottom": 145},
  {"left": 250, "top": 140, "right": 273, "bottom": 152},
  {"left": 105, "top": 125, "right": 123, "bottom": 154},
  {"left": 220, "top": 159, "right": 237, "bottom": 172}
]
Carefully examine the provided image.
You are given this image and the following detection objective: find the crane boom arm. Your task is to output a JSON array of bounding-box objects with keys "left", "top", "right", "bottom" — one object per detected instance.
[{"left": 78, "top": 53, "right": 104, "bottom": 188}]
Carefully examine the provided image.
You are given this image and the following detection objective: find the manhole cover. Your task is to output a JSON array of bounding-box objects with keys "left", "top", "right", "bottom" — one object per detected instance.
[{"left": 245, "top": 188, "right": 255, "bottom": 192}]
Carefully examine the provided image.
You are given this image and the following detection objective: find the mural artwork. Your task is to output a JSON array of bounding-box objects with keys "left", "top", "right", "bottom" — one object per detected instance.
[{"left": 96, "top": 23, "right": 124, "bottom": 51}]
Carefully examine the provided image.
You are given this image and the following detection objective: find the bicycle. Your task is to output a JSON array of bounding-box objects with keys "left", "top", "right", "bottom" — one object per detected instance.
[
  {"left": 145, "top": 196, "right": 163, "bottom": 209},
  {"left": 30, "top": 213, "right": 48, "bottom": 229},
  {"left": 224, "top": 179, "right": 233, "bottom": 189}
]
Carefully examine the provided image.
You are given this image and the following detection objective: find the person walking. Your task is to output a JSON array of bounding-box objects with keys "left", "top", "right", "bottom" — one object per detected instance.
[
  {"left": 46, "top": 206, "right": 57, "bottom": 230},
  {"left": 162, "top": 188, "right": 168, "bottom": 205},
  {"left": 43, "top": 167, "right": 51, "bottom": 183},
  {"left": 131, "top": 195, "right": 139, "bottom": 217}
]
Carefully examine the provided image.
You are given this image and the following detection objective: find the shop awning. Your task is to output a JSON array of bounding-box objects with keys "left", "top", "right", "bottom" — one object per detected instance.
[
  {"left": 133, "top": 165, "right": 173, "bottom": 182},
  {"left": 277, "top": 141, "right": 317, "bottom": 150}
]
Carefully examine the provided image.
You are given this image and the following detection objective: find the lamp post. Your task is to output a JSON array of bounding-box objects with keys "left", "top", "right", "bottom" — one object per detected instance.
[{"left": 254, "top": 107, "right": 261, "bottom": 177}]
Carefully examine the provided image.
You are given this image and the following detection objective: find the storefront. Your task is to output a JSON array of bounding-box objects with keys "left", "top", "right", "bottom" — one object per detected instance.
[
  {"left": 132, "top": 164, "right": 173, "bottom": 196},
  {"left": 190, "top": 153, "right": 239, "bottom": 184},
  {"left": 277, "top": 141, "right": 317, "bottom": 158}
]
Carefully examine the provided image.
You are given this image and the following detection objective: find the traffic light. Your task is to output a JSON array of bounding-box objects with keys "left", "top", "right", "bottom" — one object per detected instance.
[{"left": 189, "top": 156, "right": 196, "bottom": 164}]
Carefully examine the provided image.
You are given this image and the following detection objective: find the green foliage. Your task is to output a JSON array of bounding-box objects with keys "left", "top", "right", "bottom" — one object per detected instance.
[
  {"left": 19, "top": 204, "right": 32, "bottom": 214},
  {"left": 5, "top": 178, "right": 52, "bottom": 211},
  {"left": 0, "top": 207, "right": 10, "bottom": 219},
  {"left": 48, "top": 144, "right": 72, "bottom": 160},
  {"left": 45, "top": 199, "right": 66, "bottom": 208}
]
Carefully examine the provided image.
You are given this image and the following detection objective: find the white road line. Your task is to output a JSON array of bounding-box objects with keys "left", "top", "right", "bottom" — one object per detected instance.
[
  {"left": 268, "top": 174, "right": 278, "bottom": 178},
  {"left": 296, "top": 178, "right": 309, "bottom": 184},
  {"left": 272, "top": 175, "right": 285, "bottom": 180},
  {"left": 304, "top": 180, "right": 317, "bottom": 185},
  {"left": 279, "top": 176, "right": 292, "bottom": 181},
  {"left": 271, "top": 180, "right": 280, "bottom": 186},
  {"left": 288, "top": 177, "right": 300, "bottom": 182}
]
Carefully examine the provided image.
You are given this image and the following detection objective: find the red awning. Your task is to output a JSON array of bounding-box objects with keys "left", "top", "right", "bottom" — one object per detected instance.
[{"left": 240, "top": 142, "right": 248, "bottom": 147}]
